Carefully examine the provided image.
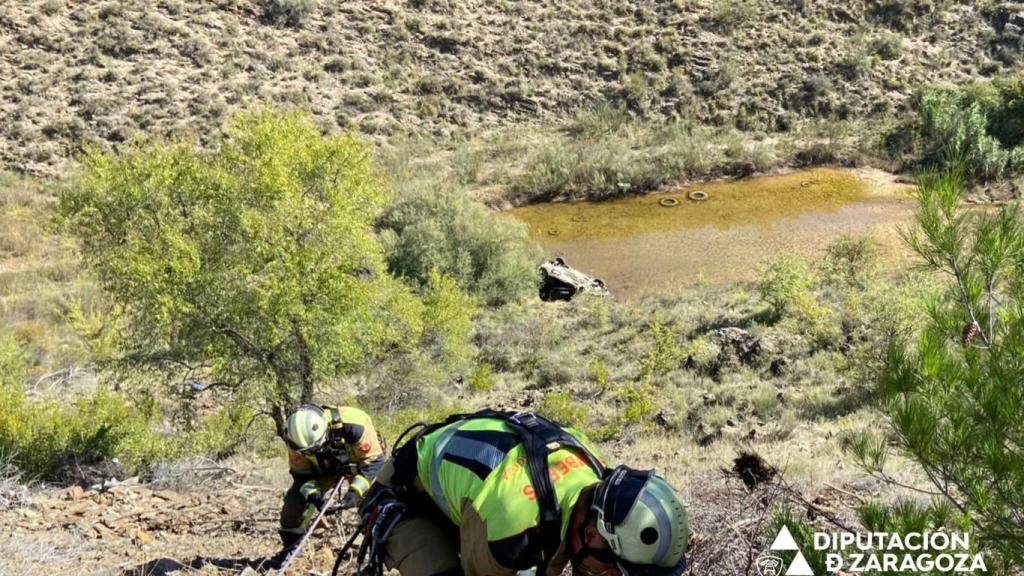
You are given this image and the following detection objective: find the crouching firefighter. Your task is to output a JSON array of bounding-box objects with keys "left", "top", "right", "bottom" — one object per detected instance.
[
  {"left": 268, "top": 404, "right": 385, "bottom": 569},
  {"left": 347, "top": 409, "right": 688, "bottom": 576}
]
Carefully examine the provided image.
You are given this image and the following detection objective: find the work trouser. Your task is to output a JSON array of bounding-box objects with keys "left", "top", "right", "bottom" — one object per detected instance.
[
  {"left": 279, "top": 474, "right": 341, "bottom": 541},
  {"left": 373, "top": 458, "right": 464, "bottom": 576}
]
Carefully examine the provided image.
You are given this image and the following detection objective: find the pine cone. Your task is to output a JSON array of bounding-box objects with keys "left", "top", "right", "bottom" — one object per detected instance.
[{"left": 962, "top": 321, "right": 981, "bottom": 344}]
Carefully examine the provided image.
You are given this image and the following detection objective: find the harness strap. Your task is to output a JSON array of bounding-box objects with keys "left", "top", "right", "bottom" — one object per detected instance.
[
  {"left": 504, "top": 412, "right": 605, "bottom": 576},
  {"left": 388, "top": 409, "right": 606, "bottom": 575}
]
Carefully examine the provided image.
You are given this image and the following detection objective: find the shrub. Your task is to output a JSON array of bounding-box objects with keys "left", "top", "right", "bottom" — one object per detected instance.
[
  {"left": 872, "top": 31, "right": 903, "bottom": 60},
  {"left": 620, "top": 382, "right": 656, "bottom": 425},
  {"left": 378, "top": 188, "right": 538, "bottom": 306},
  {"left": 710, "top": 0, "right": 757, "bottom": 33},
  {"left": 420, "top": 270, "right": 477, "bottom": 365},
  {"left": 62, "top": 109, "right": 425, "bottom": 433},
  {"left": 758, "top": 256, "right": 814, "bottom": 319},
  {"left": 837, "top": 36, "right": 873, "bottom": 80},
  {"left": 867, "top": 0, "right": 947, "bottom": 32},
  {"left": 261, "top": 0, "right": 316, "bottom": 27},
  {"left": 468, "top": 361, "right": 496, "bottom": 392},
  {"left": 819, "top": 235, "right": 878, "bottom": 289},
  {"left": 539, "top": 390, "right": 586, "bottom": 428},
  {"left": 759, "top": 256, "right": 837, "bottom": 346},
  {"left": 797, "top": 74, "right": 834, "bottom": 114},
  {"left": 895, "top": 78, "right": 1024, "bottom": 181},
  {"left": 640, "top": 317, "right": 685, "bottom": 379},
  {"left": 589, "top": 358, "right": 610, "bottom": 393}
]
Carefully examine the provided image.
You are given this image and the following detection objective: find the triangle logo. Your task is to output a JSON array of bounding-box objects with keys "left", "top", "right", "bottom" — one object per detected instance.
[
  {"left": 770, "top": 525, "right": 800, "bottom": 551},
  {"left": 785, "top": 552, "right": 815, "bottom": 576},
  {"left": 758, "top": 525, "right": 816, "bottom": 576}
]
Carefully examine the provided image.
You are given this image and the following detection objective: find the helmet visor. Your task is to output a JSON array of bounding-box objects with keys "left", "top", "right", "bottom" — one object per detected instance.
[{"left": 593, "top": 467, "right": 655, "bottom": 547}]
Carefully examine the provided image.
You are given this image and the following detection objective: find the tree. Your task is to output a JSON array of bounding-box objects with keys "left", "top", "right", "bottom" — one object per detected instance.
[
  {"left": 860, "top": 168, "right": 1024, "bottom": 567},
  {"left": 61, "top": 109, "right": 426, "bottom": 434}
]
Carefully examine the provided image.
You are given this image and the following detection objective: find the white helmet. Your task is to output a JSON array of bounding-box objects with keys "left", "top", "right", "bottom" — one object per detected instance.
[
  {"left": 591, "top": 466, "right": 689, "bottom": 576},
  {"left": 285, "top": 404, "right": 329, "bottom": 453}
]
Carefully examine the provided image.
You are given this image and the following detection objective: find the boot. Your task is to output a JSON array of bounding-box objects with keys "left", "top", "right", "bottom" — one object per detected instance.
[{"left": 263, "top": 530, "right": 303, "bottom": 570}]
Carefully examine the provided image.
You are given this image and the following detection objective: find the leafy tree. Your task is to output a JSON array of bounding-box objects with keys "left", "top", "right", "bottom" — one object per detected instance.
[
  {"left": 377, "top": 188, "right": 538, "bottom": 306},
  {"left": 61, "top": 110, "right": 425, "bottom": 433},
  {"left": 856, "top": 168, "right": 1024, "bottom": 567}
]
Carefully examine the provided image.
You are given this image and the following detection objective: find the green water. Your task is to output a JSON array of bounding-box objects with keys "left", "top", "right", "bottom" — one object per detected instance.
[{"left": 507, "top": 168, "right": 916, "bottom": 297}]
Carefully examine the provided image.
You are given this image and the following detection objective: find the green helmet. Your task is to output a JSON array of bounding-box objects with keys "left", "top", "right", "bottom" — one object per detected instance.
[
  {"left": 285, "top": 404, "right": 328, "bottom": 454},
  {"left": 592, "top": 466, "right": 689, "bottom": 576}
]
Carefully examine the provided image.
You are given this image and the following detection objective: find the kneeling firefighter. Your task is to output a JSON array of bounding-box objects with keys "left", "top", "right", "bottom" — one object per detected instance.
[
  {"left": 270, "top": 404, "right": 385, "bottom": 568},
  {"left": 355, "top": 410, "right": 688, "bottom": 576}
]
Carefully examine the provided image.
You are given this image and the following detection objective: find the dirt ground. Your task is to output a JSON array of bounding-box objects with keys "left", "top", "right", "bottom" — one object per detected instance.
[{"left": 0, "top": 456, "right": 881, "bottom": 576}]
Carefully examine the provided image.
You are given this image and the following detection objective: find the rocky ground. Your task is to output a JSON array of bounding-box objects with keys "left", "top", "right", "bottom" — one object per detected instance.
[
  {"left": 0, "top": 459, "right": 354, "bottom": 576},
  {"left": 0, "top": 456, "right": 877, "bottom": 576},
  {"left": 0, "top": 0, "right": 1017, "bottom": 175}
]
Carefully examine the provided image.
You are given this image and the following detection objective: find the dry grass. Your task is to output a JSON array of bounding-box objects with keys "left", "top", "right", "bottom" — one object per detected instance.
[
  {"left": 0, "top": 173, "right": 92, "bottom": 383},
  {"left": 0, "top": 0, "right": 1007, "bottom": 175}
]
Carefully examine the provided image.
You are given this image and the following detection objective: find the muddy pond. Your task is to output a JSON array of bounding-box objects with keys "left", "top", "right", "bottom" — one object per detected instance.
[{"left": 507, "top": 168, "right": 918, "bottom": 298}]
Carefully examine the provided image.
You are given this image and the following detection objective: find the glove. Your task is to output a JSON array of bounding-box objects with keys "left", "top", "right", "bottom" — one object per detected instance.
[
  {"left": 299, "top": 479, "right": 325, "bottom": 510},
  {"left": 306, "top": 491, "right": 326, "bottom": 511},
  {"left": 339, "top": 490, "right": 361, "bottom": 510}
]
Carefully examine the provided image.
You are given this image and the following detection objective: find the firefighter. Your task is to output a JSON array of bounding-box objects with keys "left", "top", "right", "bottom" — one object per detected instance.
[
  {"left": 358, "top": 410, "right": 688, "bottom": 576},
  {"left": 267, "top": 404, "right": 384, "bottom": 568}
]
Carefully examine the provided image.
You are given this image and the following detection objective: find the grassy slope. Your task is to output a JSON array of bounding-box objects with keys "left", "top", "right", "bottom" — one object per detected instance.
[{"left": 0, "top": 0, "right": 1007, "bottom": 176}]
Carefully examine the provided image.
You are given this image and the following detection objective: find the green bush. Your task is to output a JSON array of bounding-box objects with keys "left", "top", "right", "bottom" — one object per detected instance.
[
  {"left": 62, "top": 109, "right": 425, "bottom": 433},
  {"left": 894, "top": 77, "right": 1024, "bottom": 181},
  {"left": 468, "top": 361, "right": 496, "bottom": 392},
  {"left": 589, "top": 358, "right": 610, "bottom": 393},
  {"left": 0, "top": 331, "right": 170, "bottom": 480},
  {"left": 378, "top": 188, "right": 538, "bottom": 306},
  {"left": 872, "top": 31, "right": 903, "bottom": 60},
  {"left": 261, "top": 0, "right": 316, "bottom": 27},
  {"left": 640, "top": 317, "right": 685, "bottom": 379},
  {"left": 420, "top": 270, "right": 477, "bottom": 365},
  {"left": 710, "top": 0, "right": 757, "bottom": 33},
  {"left": 758, "top": 256, "right": 814, "bottom": 319},
  {"left": 759, "top": 256, "right": 837, "bottom": 346},
  {"left": 819, "top": 235, "right": 878, "bottom": 289},
  {"left": 539, "top": 390, "right": 586, "bottom": 428},
  {"left": 620, "top": 382, "right": 656, "bottom": 425},
  {"left": 867, "top": 0, "right": 945, "bottom": 32},
  {"left": 0, "top": 329, "right": 262, "bottom": 481}
]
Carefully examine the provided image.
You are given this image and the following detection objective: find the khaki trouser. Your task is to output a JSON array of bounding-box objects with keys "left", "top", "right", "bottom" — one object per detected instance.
[{"left": 375, "top": 459, "right": 464, "bottom": 576}]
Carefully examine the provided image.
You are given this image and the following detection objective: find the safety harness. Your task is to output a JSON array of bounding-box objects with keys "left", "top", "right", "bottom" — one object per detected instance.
[{"left": 333, "top": 409, "right": 607, "bottom": 576}]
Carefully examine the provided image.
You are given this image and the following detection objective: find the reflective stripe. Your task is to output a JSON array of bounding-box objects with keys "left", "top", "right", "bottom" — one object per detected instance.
[
  {"left": 442, "top": 435, "right": 508, "bottom": 479},
  {"left": 429, "top": 423, "right": 463, "bottom": 520},
  {"left": 299, "top": 503, "right": 318, "bottom": 529},
  {"left": 299, "top": 480, "right": 320, "bottom": 498},
  {"left": 639, "top": 490, "right": 672, "bottom": 565},
  {"left": 351, "top": 474, "right": 370, "bottom": 495}
]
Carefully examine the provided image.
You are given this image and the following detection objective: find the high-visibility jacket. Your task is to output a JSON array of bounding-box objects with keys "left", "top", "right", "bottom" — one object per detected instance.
[
  {"left": 414, "top": 416, "right": 605, "bottom": 574},
  {"left": 288, "top": 405, "right": 384, "bottom": 501}
]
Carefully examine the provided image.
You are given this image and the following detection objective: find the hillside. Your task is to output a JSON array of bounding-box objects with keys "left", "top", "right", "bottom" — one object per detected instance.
[
  {"left": 0, "top": 0, "right": 1016, "bottom": 174},
  {"left": 2, "top": 1, "right": 1024, "bottom": 575}
]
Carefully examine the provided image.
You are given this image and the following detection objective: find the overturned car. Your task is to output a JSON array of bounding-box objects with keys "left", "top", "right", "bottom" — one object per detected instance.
[{"left": 537, "top": 257, "right": 609, "bottom": 301}]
